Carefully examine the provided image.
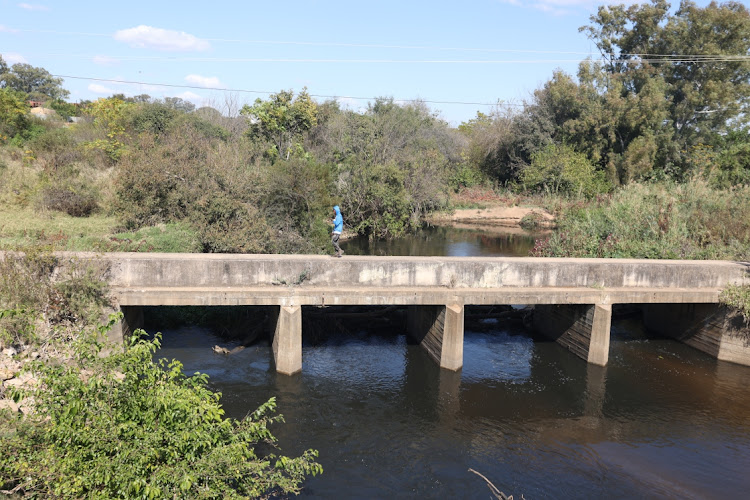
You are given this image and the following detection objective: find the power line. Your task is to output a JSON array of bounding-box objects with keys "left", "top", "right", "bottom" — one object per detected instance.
[
  {"left": 9, "top": 27, "right": 749, "bottom": 61},
  {"left": 54, "top": 74, "right": 527, "bottom": 107},
  {"left": 23, "top": 53, "right": 750, "bottom": 65}
]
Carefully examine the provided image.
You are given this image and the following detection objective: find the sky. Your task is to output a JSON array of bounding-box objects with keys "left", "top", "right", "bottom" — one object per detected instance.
[{"left": 0, "top": 0, "right": 717, "bottom": 125}]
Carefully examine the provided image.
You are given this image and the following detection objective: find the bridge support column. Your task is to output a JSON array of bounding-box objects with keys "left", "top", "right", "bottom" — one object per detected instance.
[
  {"left": 407, "top": 304, "right": 464, "bottom": 371},
  {"left": 104, "top": 306, "right": 143, "bottom": 345},
  {"left": 644, "top": 304, "right": 750, "bottom": 366},
  {"left": 270, "top": 305, "right": 302, "bottom": 375},
  {"left": 533, "top": 304, "right": 611, "bottom": 366}
]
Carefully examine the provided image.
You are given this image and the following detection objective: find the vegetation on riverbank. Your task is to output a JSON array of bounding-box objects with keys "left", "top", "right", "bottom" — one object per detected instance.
[
  {"left": 0, "top": 252, "right": 321, "bottom": 498},
  {"left": 529, "top": 180, "right": 750, "bottom": 260},
  {"left": 1, "top": 1, "right": 749, "bottom": 256}
]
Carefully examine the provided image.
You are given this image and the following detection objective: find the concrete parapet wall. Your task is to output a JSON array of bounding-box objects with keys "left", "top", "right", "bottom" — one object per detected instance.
[{"left": 57, "top": 253, "right": 748, "bottom": 292}]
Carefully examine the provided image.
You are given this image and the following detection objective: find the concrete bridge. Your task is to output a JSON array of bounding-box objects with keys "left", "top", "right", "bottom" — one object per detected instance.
[{"left": 67, "top": 253, "right": 749, "bottom": 375}]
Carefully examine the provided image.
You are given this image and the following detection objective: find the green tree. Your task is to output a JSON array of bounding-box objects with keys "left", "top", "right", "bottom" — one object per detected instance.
[
  {"left": 241, "top": 88, "right": 318, "bottom": 161},
  {"left": 581, "top": 0, "right": 750, "bottom": 160},
  {"left": 0, "top": 88, "right": 30, "bottom": 141},
  {"left": 83, "top": 97, "right": 134, "bottom": 162},
  {"left": 0, "top": 62, "right": 69, "bottom": 101},
  {"left": 520, "top": 143, "right": 611, "bottom": 197},
  {"left": 0, "top": 55, "right": 8, "bottom": 80},
  {"left": 0, "top": 328, "right": 322, "bottom": 498}
]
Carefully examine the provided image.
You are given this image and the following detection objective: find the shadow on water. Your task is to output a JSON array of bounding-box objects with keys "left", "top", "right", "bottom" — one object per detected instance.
[
  {"left": 152, "top": 309, "right": 750, "bottom": 499},
  {"left": 147, "top": 225, "right": 750, "bottom": 498}
]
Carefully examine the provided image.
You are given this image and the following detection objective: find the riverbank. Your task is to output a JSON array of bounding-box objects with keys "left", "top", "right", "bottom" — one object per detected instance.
[{"left": 426, "top": 203, "right": 556, "bottom": 229}]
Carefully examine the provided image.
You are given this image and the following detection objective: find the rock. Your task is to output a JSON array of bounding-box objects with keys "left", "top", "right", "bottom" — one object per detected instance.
[
  {"left": 0, "top": 368, "right": 16, "bottom": 381},
  {"left": 2, "top": 347, "right": 17, "bottom": 358},
  {"left": 4, "top": 373, "right": 38, "bottom": 389},
  {"left": 0, "top": 400, "right": 19, "bottom": 413}
]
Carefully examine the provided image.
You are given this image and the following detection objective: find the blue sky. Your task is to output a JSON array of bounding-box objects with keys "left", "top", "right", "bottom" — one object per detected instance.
[{"left": 0, "top": 0, "right": 714, "bottom": 125}]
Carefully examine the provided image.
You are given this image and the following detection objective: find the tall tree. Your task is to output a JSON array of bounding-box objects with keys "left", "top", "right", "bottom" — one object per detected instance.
[
  {"left": 582, "top": 0, "right": 750, "bottom": 150},
  {"left": 0, "top": 62, "right": 69, "bottom": 100},
  {"left": 241, "top": 88, "right": 318, "bottom": 161}
]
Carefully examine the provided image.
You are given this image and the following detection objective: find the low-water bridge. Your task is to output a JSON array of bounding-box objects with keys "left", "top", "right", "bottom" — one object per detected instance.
[{"left": 69, "top": 253, "right": 750, "bottom": 374}]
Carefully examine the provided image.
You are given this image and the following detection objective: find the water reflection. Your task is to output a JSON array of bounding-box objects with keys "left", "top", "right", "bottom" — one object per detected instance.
[
  {"left": 153, "top": 317, "right": 750, "bottom": 499},
  {"left": 345, "top": 224, "right": 543, "bottom": 257},
  {"left": 149, "top": 224, "right": 750, "bottom": 498}
]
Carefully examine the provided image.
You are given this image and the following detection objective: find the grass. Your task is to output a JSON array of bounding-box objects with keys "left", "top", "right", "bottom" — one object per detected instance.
[{"left": 0, "top": 207, "right": 201, "bottom": 253}]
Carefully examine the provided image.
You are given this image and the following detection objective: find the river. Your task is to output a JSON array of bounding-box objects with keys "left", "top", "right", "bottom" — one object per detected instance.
[{"left": 151, "top": 225, "right": 750, "bottom": 498}]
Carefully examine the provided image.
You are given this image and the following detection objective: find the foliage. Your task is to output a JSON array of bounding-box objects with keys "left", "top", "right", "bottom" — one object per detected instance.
[
  {"left": 0, "top": 251, "right": 110, "bottom": 347},
  {"left": 341, "top": 163, "right": 412, "bottom": 239},
  {"left": 241, "top": 88, "right": 318, "bottom": 161},
  {"left": 106, "top": 223, "right": 202, "bottom": 253},
  {"left": 47, "top": 99, "right": 81, "bottom": 121},
  {"left": 712, "top": 130, "right": 750, "bottom": 188},
  {"left": 0, "top": 88, "right": 31, "bottom": 142},
  {"left": 0, "top": 327, "right": 322, "bottom": 498},
  {"left": 191, "top": 195, "right": 275, "bottom": 254},
  {"left": 0, "top": 59, "right": 69, "bottom": 100},
  {"left": 530, "top": 179, "right": 750, "bottom": 260},
  {"left": 581, "top": 0, "right": 750, "bottom": 163},
  {"left": 720, "top": 284, "right": 750, "bottom": 323},
  {"left": 83, "top": 97, "right": 134, "bottom": 163},
  {"left": 261, "top": 158, "right": 333, "bottom": 253},
  {"left": 520, "top": 143, "right": 611, "bottom": 197}
]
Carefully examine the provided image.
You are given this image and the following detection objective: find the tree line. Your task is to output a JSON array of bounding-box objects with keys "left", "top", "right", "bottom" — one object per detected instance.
[{"left": 1, "top": 0, "right": 748, "bottom": 255}]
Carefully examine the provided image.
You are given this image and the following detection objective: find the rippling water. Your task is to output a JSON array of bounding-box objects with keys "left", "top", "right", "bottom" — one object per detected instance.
[
  {"left": 150, "top": 226, "right": 750, "bottom": 498},
  {"left": 153, "top": 317, "right": 750, "bottom": 499}
]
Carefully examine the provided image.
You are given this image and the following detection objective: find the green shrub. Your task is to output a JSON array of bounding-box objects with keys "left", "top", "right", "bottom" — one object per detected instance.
[
  {"left": 530, "top": 180, "right": 750, "bottom": 260},
  {"left": 41, "top": 184, "right": 99, "bottom": 217},
  {"left": 0, "top": 327, "right": 322, "bottom": 498},
  {"left": 720, "top": 284, "right": 750, "bottom": 323},
  {"left": 520, "top": 143, "right": 611, "bottom": 198},
  {"left": 0, "top": 251, "right": 111, "bottom": 346},
  {"left": 107, "top": 223, "right": 202, "bottom": 253}
]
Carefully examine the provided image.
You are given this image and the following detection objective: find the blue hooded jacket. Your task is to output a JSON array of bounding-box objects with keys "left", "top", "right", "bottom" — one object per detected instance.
[{"left": 332, "top": 205, "right": 343, "bottom": 234}]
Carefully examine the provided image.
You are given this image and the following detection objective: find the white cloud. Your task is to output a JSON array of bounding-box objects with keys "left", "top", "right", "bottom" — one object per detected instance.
[
  {"left": 113, "top": 25, "right": 210, "bottom": 52},
  {"left": 185, "top": 74, "right": 223, "bottom": 88},
  {"left": 88, "top": 83, "right": 116, "bottom": 95},
  {"left": 2, "top": 52, "right": 28, "bottom": 64},
  {"left": 18, "top": 3, "right": 49, "bottom": 11}
]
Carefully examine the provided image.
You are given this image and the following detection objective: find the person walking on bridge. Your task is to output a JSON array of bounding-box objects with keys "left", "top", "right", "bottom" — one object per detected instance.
[{"left": 331, "top": 205, "right": 344, "bottom": 258}]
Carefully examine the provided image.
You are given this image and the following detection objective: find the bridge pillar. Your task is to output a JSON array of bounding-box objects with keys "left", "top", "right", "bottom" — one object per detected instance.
[
  {"left": 407, "top": 304, "right": 464, "bottom": 371},
  {"left": 533, "top": 304, "right": 611, "bottom": 366},
  {"left": 104, "top": 305, "right": 143, "bottom": 345},
  {"left": 270, "top": 305, "right": 302, "bottom": 375},
  {"left": 643, "top": 303, "right": 750, "bottom": 366}
]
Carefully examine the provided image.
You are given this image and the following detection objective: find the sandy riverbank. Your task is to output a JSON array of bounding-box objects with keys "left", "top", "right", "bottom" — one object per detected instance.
[{"left": 426, "top": 205, "right": 556, "bottom": 228}]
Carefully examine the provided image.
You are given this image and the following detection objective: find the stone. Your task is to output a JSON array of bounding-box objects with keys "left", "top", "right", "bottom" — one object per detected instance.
[
  {"left": 2, "top": 347, "right": 17, "bottom": 358},
  {"left": 0, "top": 400, "right": 19, "bottom": 413}
]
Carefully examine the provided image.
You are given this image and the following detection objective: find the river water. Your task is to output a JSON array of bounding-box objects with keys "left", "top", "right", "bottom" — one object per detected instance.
[{"left": 151, "top": 225, "right": 750, "bottom": 498}]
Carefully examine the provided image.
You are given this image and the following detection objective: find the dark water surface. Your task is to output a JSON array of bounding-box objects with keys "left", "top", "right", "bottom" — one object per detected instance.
[{"left": 152, "top": 226, "right": 750, "bottom": 498}]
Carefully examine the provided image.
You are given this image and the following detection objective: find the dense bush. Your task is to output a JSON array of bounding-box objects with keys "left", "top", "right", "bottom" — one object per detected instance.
[
  {"left": 530, "top": 180, "right": 750, "bottom": 260},
  {"left": 0, "top": 251, "right": 110, "bottom": 347},
  {"left": 0, "top": 327, "right": 322, "bottom": 498}
]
